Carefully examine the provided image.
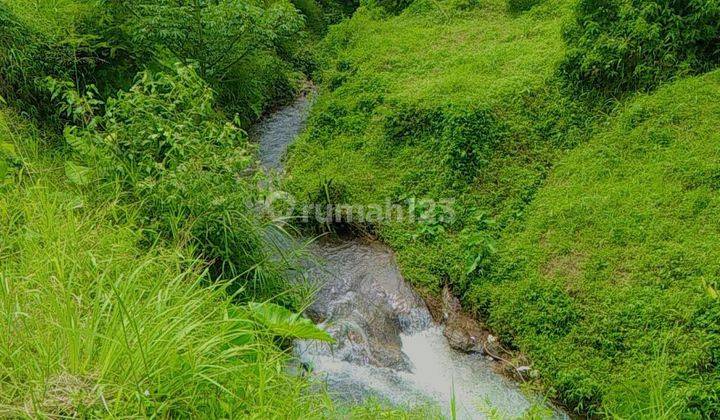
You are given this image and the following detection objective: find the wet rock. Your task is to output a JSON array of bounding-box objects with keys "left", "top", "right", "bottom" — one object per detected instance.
[
  {"left": 260, "top": 95, "right": 566, "bottom": 418},
  {"left": 440, "top": 286, "right": 486, "bottom": 354},
  {"left": 302, "top": 238, "right": 432, "bottom": 371},
  {"left": 484, "top": 334, "right": 506, "bottom": 359}
]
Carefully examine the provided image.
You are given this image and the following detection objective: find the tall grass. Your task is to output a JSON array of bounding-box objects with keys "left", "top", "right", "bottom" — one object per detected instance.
[{"left": 0, "top": 110, "right": 335, "bottom": 417}]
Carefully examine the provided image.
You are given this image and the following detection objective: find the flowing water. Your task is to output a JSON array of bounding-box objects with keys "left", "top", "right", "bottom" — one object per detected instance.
[{"left": 254, "top": 91, "right": 563, "bottom": 419}]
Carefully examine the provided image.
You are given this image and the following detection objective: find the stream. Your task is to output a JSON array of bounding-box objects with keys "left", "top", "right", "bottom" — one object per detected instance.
[{"left": 253, "top": 90, "right": 564, "bottom": 419}]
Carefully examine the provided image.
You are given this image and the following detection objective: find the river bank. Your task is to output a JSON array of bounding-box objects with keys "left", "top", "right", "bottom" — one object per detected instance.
[{"left": 254, "top": 88, "right": 566, "bottom": 418}]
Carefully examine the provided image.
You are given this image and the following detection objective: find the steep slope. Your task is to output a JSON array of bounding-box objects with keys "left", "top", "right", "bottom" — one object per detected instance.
[
  {"left": 0, "top": 109, "right": 332, "bottom": 417},
  {"left": 286, "top": 0, "right": 720, "bottom": 415},
  {"left": 286, "top": 0, "right": 588, "bottom": 290}
]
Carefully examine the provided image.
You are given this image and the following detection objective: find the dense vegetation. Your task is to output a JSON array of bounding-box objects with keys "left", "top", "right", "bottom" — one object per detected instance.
[
  {"left": 560, "top": 0, "right": 720, "bottom": 95},
  {"left": 487, "top": 71, "right": 720, "bottom": 416},
  {"left": 0, "top": 0, "right": 420, "bottom": 417},
  {"left": 284, "top": 0, "right": 720, "bottom": 416},
  {"left": 3, "top": 0, "right": 720, "bottom": 416}
]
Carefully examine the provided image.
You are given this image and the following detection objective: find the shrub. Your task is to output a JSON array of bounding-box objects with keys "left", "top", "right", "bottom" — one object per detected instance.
[
  {"left": 506, "top": 0, "right": 542, "bottom": 13},
  {"left": 488, "top": 71, "right": 720, "bottom": 416},
  {"left": 0, "top": 147, "right": 332, "bottom": 418},
  {"left": 438, "top": 107, "right": 507, "bottom": 181},
  {"left": 0, "top": 4, "right": 73, "bottom": 117},
  {"left": 60, "top": 66, "right": 293, "bottom": 298},
  {"left": 383, "top": 103, "right": 507, "bottom": 182},
  {"left": 366, "top": 0, "right": 415, "bottom": 14},
  {"left": 292, "top": 0, "right": 328, "bottom": 33},
  {"left": 560, "top": 0, "right": 720, "bottom": 95},
  {"left": 0, "top": 2, "right": 135, "bottom": 123},
  {"left": 113, "top": 0, "right": 305, "bottom": 120}
]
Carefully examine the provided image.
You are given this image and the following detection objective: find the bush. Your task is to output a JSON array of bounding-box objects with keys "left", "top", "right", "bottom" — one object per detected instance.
[
  {"left": 61, "top": 66, "right": 293, "bottom": 298},
  {"left": 114, "top": 0, "right": 305, "bottom": 121},
  {"left": 0, "top": 2, "right": 136, "bottom": 123},
  {"left": 560, "top": 0, "right": 720, "bottom": 95},
  {"left": 487, "top": 71, "right": 720, "bottom": 416},
  {"left": 0, "top": 104, "right": 339, "bottom": 417},
  {"left": 0, "top": 4, "right": 74, "bottom": 117},
  {"left": 506, "top": 0, "right": 542, "bottom": 13},
  {"left": 366, "top": 0, "right": 415, "bottom": 14}
]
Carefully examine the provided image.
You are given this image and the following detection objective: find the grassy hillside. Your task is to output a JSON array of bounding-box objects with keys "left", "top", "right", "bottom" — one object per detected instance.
[
  {"left": 5, "top": 0, "right": 719, "bottom": 416},
  {"left": 285, "top": 0, "right": 720, "bottom": 416},
  {"left": 483, "top": 71, "right": 720, "bottom": 416},
  {"left": 286, "top": 0, "right": 590, "bottom": 290},
  {"left": 0, "top": 1, "right": 423, "bottom": 417},
  {"left": 0, "top": 108, "right": 430, "bottom": 418}
]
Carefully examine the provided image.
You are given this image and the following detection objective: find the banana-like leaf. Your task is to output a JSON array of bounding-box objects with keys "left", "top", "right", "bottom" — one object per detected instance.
[{"left": 248, "top": 302, "right": 334, "bottom": 342}]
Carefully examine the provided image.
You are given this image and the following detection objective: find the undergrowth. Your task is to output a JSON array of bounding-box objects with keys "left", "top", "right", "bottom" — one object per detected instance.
[
  {"left": 0, "top": 109, "right": 335, "bottom": 417},
  {"left": 0, "top": 0, "right": 417, "bottom": 417}
]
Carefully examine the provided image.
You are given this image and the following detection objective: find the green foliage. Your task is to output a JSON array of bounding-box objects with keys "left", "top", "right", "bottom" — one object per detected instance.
[
  {"left": 119, "top": 0, "right": 303, "bottom": 80},
  {"left": 0, "top": 114, "right": 18, "bottom": 184},
  {"left": 485, "top": 71, "right": 720, "bottom": 416},
  {"left": 506, "top": 0, "right": 542, "bottom": 13},
  {"left": 0, "top": 1, "right": 132, "bottom": 121},
  {"left": 248, "top": 302, "right": 335, "bottom": 342},
  {"left": 286, "top": 0, "right": 582, "bottom": 290},
  {"left": 383, "top": 103, "right": 507, "bottom": 182},
  {"left": 315, "top": 0, "right": 361, "bottom": 23},
  {"left": 292, "top": 0, "right": 328, "bottom": 33},
  {"left": 560, "top": 0, "right": 720, "bottom": 95},
  {"left": 9, "top": 0, "right": 720, "bottom": 416},
  {"left": 58, "top": 66, "right": 293, "bottom": 298},
  {"left": 366, "top": 0, "right": 416, "bottom": 14},
  {"left": 0, "top": 104, "right": 417, "bottom": 418},
  {"left": 0, "top": 109, "right": 334, "bottom": 417},
  {"left": 281, "top": 0, "right": 720, "bottom": 416},
  {"left": 115, "top": 0, "right": 305, "bottom": 119},
  {"left": 0, "top": 3, "right": 75, "bottom": 116}
]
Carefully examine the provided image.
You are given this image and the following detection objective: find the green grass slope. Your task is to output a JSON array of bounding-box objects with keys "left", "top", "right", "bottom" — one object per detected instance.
[
  {"left": 286, "top": 0, "right": 589, "bottom": 290},
  {"left": 482, "top": 71, "right": 720, "bottom": 416},
  {"left": 286, "top": 0, "right": 720, "bottom": 416}
]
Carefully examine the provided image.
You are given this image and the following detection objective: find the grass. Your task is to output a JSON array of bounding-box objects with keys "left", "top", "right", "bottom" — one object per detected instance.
[
  {"left": 0, "top": 109, "right": 336, "bottom": 417},
  {"left": 286, "top": 0, "right": 586, "bottom": 289},
  {"left": 0, "top": 94, "right": 430, "bottom": 418},
  {"left": 0, "top": 0, "right": 97, "bottom": 39},
  {"left": 5, "top": 0, "right": 720, "bottom": 416},
  {"left": 483, "top": 70, "right": 720, "bottom": 416}
]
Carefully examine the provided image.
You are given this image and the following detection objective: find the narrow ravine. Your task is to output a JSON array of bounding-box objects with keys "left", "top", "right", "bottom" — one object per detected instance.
[{"left": 254, "top": 90, "right": 564, "bottom": 419}]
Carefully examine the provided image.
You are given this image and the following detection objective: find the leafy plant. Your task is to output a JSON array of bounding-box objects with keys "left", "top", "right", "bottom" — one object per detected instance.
[
  {"left": 111, "top": 0, "right": 306, "bottom": 120},
  {"left": 117, "top": 0, "right": 303, "bottom": 81},
  {"left": 55, "top": 65, "right": 294, "bottom": 299},
  {"left": 506, "top": 0, "right": 542, "bottom": 13},
  {"left": 560, "top": 0, "right": 720, "bottom": 95},
  {"left": 0, "top": 155, "right": 332, "bottom": 417},
  {"left": 462, "top": 212, "right": 497, "bottom": 276},
  {"left": 248, "top": 302, "right": 334, "bottom": 342},
  {"left": 45, "top": 78, "right": 102, "bottom": 127},
  {"left": 438, "top": 107, "right": 506, "bottom": 182},
  {"left": 0, "top": 2, "right": 120, "bottom": 121}
]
